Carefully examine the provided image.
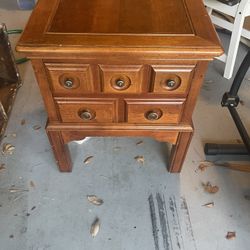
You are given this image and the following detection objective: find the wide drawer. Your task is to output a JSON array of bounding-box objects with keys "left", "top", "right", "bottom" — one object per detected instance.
[
  {"left": 125, "top": 99, "right": 184, "bottom": 124},
  {"left": 45, "top": 63, "right": 95, "bottom": 95},
  {"left": 150, "top": 65, "right": 195, "bottom": 96},
  {"left": 56, "top": 99, "right": 118, "bottom": 123}
]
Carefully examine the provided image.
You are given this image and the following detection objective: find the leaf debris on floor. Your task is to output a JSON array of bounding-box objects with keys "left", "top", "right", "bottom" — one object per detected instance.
[
  {"left": 134, "top": 155, "right": 144, "bottom": 165},
  {"left": 10, "top": 133, "right": 16, "bottom": 138},
  {"left": 0, "top": 163, "right": 6, "bottom": 172},
  {"left": 226, "top": 231, "right": 236, "bottom": 240},
  {"left": 32, "top": 125, "right": 41, "bottom": 130},
  {"left": 205, "top": 80, "right": 214, "bottom": 83},
  {"left": 30, "top": 181, "right": 35, "bottom": 188},
  {"left": 198, "top": 161, "right": 214, "bottom": 172},
  {"left": 202, "top": 202, "right": 214, "bottom": 208},
  {"left": 21, "top": 119, "right": 26, "bottom": 125},
  {"left": 239, "top": 100, "right": 245, "bottom": 106},
  {"left": 202, "top": 182, "right": 219, "bottom": 194},
  {"left": 90, "top": 218, "right": 100, "bottom": 237},
  {"left": 244, "top": 194, "right": 250, "bottom": 201},
  {"left": 2, "top": 143, "right": 15, "bottom": 155},
  {"left": 113, "top": 146, "right": 121, "bottom": 151},
  {"left": 31, "top": 206, "right": 36, "bottom": 211},
  {"left": 84, "top": 156, "right": 94, "bottom": 165},
  {"left": 8, "top": 188, "right": 29, "bottom": 193},
  {"left": 136, "top": 140, "right": 143, "bottom": 146},
  {"left": 87, "top": 195, "right": 104, "bottom": 206}
]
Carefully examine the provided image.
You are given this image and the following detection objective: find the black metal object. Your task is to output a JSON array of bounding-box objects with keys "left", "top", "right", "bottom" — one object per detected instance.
[{"left": 205, "top": 50, "right": 250, "bottom": 156}]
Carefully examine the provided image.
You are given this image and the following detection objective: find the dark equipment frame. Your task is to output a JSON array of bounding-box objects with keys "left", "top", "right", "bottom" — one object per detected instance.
[{"left": 205, "top": 50, "right": 250, "bottom": 159}]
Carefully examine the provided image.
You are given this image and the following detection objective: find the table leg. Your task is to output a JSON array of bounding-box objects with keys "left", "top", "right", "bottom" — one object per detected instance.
[
  {"left": 168, "top": 131, "right": 193, "bottom": 173},
  {"left": 46, "top": 130, "right": 72, "bottom": 172}
]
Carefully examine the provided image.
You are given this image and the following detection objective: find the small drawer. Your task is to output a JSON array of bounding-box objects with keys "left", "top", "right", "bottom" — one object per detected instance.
[
  {"left": 56, "top": 99, "right": 117, "bottom": 123},
  {"left": 99, "top": 65, "right": 145, "bottom": 93},
  {"left": 45, "top": 63, "right": 94, "bottom": 95},
  {"left": 125, "top": 99, "right": 184, "bottom": 124},
  {"left": 151, "top": 65, "right": 195, "bottom": 95}
]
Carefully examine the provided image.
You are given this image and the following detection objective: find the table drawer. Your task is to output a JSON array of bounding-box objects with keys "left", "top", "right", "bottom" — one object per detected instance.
[
  {"left": 99, "top": 65, "right": 145, "bottom": 94},
  {"left": 151, "top": 65, "right": 195, "bottom": 96},
  {"left": 45, "top": 63, "right": 94, "bottom": 95},
  {"left": 56, "top": 99, "right": 118, "bottom": 123},
  {"left": 125, "top": 99, "right": 184, "bottom": 124}
]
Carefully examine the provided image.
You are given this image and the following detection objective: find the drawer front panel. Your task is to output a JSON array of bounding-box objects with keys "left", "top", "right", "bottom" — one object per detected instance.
[
  {"left": 151, "top": 66, "right": 195, "bottom": 95},
  {"left": 125, "top": 99, "right": 184, "bottom": 124},
  {"left": 99, "top": 65, "right": 145, "bottom": 94},
  {"left": 45, "top": 63, "right": 94, "bottom": 95},
  {"left": 56, "top": 99, "right": 117, "bottom": 123}
]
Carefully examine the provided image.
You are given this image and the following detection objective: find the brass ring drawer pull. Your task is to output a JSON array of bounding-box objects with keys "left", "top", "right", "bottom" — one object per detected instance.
[
  {"left": 166, "top": 79, "right": 176, "bottom": 89},
  {"left": 161, "top": 76, "right": 181, "bottom": 91},
  {"left": 78, "top": 109, "right": 96, "bottom": 121},
  {"left": 145, "top": 109, "right": 163, "bottom": 121},
  {"left": 115, "top": 79, "right": 125, "bottom": 88},
  {"left": 111, "top": 75, "right": 131, "bottom": 90},
  {"left": 63, "top": 79, "right": 74, "bottom": 88},
  {"left": 59, "top": 74, "right": 80, "bottom": 89}
]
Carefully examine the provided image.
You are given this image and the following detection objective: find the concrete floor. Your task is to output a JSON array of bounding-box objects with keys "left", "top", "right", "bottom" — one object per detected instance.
[{"left": 0, "top": 7, "right": 250, "bottom": 250}]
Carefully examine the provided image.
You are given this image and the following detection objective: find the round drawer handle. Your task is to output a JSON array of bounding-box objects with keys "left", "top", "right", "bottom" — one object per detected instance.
[
  {"left": 111, "top": 75, "right": 131, "bottom": 90},
  {"left": 166, "top": 79, "right": 176, "bottom": 89},
  {"left": 115, "top": 79, "right": 125, "bottom": 88},
  {"left": 145, "top": 109, "right": 163, "bottom": 121},
  {"left": 160, "top": 76, "right": 181, "bottom": 91},
  {"left": 78, "top": 109, "right": 96, "bottom": 121},
  {"left": 63, "top": 79, "right": 74, "bottom": 88}
]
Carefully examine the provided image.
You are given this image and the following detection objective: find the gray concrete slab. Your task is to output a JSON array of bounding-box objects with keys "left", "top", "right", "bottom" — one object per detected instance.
[{"left": 0, "top": 8, "right": 250, "bottom": 250}]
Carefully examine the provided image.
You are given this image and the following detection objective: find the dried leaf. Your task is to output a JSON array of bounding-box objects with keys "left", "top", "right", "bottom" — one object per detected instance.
[
  {"left": 198, "top": 161, "right": 214, "bottom": 171},
  {"left": 21, "top": 119, "right": 26, "bottom": 125},
  {"left": 30, "top": 181, "right": 35, "bottom": 188},
  {"left": 9, "top": 188, "right": 29, "bottom": 193},
  {"left": 31, "top": 206, "right": 36, "bottom": 211},
  {"left": 239, "top": 100, "right": 245, "bottom": 106},
  {"left": 11, "top": 133, "right": 17, "bottom": 138},
  {"left": 13, "top": 194, "right": 25, "bottom": 202},
  {"left": 202, "top": 202, "right": 214, "bottom": 208},
  {"left": 87, "top": 195, "right": 104, "bottom": 206},
  {"left": 113, "top": 147, "right": 121, "bottom": 151},
  {"left": 0, "top": 164, "right": 6, "bottom": 172},
  {"left": 226, "top": 232, "right": 236, "bottom": 240},
  {"left": 2, "top": 143, "right": 15, "bottom": 155},
  {"left": 202, "top": 182, "right": 219, "bottom": 194},
  {"left": 205, "top": 80, "right": 214, "bottom": 83},
  {"left": 90, "top": 218, "right": 100, "bottom": 237},
  {"left": 84, "top": 156, "right": 94, "bottom": 164},
  {"left": 244, "top": 195, "right": 250, "bottom": 201},
  {"left": 32, "top": 125, "right": 41, "bottom": 130},
  {"left": 136, "top": 140, "right": 143, "bottom": 146},
  {"left": 134, "top": 156, "right": 144, "bottom": 165}
]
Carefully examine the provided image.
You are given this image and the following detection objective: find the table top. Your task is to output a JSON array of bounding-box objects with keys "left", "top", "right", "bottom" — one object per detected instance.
[
  {"left": 17, "top": 0, "right": 223, "bottom": 57},
  {"left": 48, "top": 0, "right": 193, "bottom": 35}
]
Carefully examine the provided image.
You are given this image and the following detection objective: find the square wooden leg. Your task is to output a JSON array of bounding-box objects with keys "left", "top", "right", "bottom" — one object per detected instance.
[
  {"left": 46, "top": 130, "right": 72, "bottom": 172},
  {"left": 168, "top": 131, "right": 193, "bottom": 173}
]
